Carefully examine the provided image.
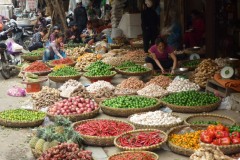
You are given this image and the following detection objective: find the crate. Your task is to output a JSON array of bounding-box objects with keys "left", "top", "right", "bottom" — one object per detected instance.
[
  {"left": 205, "top": 79, "right": 237, "bottom": 98},
  {"left": 230, "top": 93, "right": 240, "bottom": 111}
]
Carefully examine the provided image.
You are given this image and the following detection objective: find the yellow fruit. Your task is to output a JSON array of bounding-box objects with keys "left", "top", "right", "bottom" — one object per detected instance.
[
  {"left": 29, "top": 136, "right": 39, "bottom": 148},
  {"left": 42, "top": 142, "right": 51, "bottom": 152},
  {"left": 35, "top": 139, "right": 45, "bottom": 152}
]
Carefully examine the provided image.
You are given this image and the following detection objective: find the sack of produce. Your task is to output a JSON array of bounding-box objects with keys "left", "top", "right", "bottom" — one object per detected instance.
[{"left": 7, "top": 86, "right": 26, "bottom": 97}]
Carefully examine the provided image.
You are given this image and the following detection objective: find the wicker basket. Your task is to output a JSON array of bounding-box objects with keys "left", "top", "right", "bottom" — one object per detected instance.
[
  {"left": 200, "top": 142, "right": 240, "bottom": 155},
  {"left": 114, "top": 129, "right": 168, "bottom": 151},
  {"left": 115, "top": 68, "right": 152, "bottom": 76},
  {"left": 167, "top": 125, "right": 207, "bottom": 156},
  {"left": 160, "top": 98, "right": 221, "bottom": 113},
  {"left": 83, "top": 71, "right": 117, "bottom": 81},
  {"left": 48, "top": 74, "right": 81, "bottom": 83},
  {"left": 47, "top": 107, "right": 100, "bottom": 122},
  {"left": 128, "top": 113, "right": 183, "bottom": 132},
  {"left": 0, "top": 117, "right": 44, "bottom": 128},
  {"left": 108, "top": 151, "right": 159, "bottom": 160},
  {"left": 48, "top": 61, "right": 76, "bottom": 68},
  {"left": 185, "top": 113, "right": 236, "bottom": 126},
  {"left": 25, "top": 70, "right": 52, "bottom": 76},
  {"left": 130, "top": 40, "right": 144, "bottom": 48},
  {"left": 100, "top": 97, "right": 162, "bottom": 117},
  {"left": 21, "top": 55, "right": 42, "bottom": 61},
  {"left": 72, "top": 119, "right": 135, "bottom": 146}
]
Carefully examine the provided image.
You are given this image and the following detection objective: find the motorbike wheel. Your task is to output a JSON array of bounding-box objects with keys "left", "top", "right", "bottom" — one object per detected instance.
[
  {"left": 23, "top": 37, "right": 31, "bottom": 50},
  {"left": 0, "top": 55, "right": 11, "bottom": 79}
]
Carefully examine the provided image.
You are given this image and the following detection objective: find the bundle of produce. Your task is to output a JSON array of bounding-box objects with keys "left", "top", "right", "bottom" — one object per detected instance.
[
  {"left": 161, "top": 90, "right": 219, "bottom": 106},
  {"left": 49, "top": 66, "right": 80, "bottom": 77},
  {"left": 50, "top": 57, "right": 75, "bottom": 66},
  {"left": 169, "top": 129, "right": 203, "bottom": 150},
  {"left": 48, "top": 96, "right": 99, "bottom": 116},
  {"left": 74, "top": 119, "right": 134, "bottom": 137},
  {"left": 38, "top": 143, "right": 93, "bottom": 160},
  {"left": 85, "top": 60, "right": 112, "bottom": 71},
  {"left": 182, "top": 59, "right": 201, "bottom": 69},
  {"left": 200, "top": 124, "right": 240, "bottom": 145},
  {"left": 24, "top": 61, "right": 51, "bottom": 72},
  {"left": 167, "top": 78, "right": 200, "bottom": 93},
  {"left": 115, "top": 130, "right": 164, "bottom": 148},
  {"left": 75, "top": 53, "right": 102, "bottom": 71},
  {"left": 191, "top": 59, "right": 220, "bottom": 87},
  {"left": 137, "top": 84, "right": 168, "bottom": 98},
  {"left": 190, "top": 144, "right": 233, "bottom": 160},
  {"left": 32, "top": 86, "right": 61, "bottom": 110},
  {"left": 109, "top": 151, "right": 158, "bottom": 160},
  {"left": 94, "top": 87, "right": 115, "bottom": 99},
  {"left": 86, "top": 80, "right": 115, "bottom": 93},
  {"left": 117, "top": 77, "right": 145, "bottom": 91},
  {"left": 66, "top": 46, "right": 86, "bottom": 60},
  {"left": 0, "top": 109, "right": 45, "bottom": 127},
  {"left": 129, "top": 110, "right": 182, "bottom": 126},
  {"left": 102, "top": 96, "right": 158, "bottom": 109},
  {"left": 24, "top": 72, "right": 39, "bottom": 83},
  {"left": 145, "top": 75, "right": 172, "bottom": 88}
]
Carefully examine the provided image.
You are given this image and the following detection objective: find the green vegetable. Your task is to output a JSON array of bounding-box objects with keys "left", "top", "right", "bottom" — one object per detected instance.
[
  {"left": 0, "top": 109, "right": 46, "bottom": 122},
  {"left": 161, "top": 91, "right": 219, "bottom": 106},
  {"left": 116, "top": 61, "right": 138, "bottom": 69},
  {"left": 192, "top": 121, "right": 219, "bottom": 125},
  {"left": 125, "top": 65, "right": 149, "bottom": 72},
  {"left": 49, "top": 66, "right": 79, "bottom": 76},
  {"left": 229, "top": 126, "right": 240, "bottom": 133},
  {"left": 85, "top": 61, "right": 112, "bottom": 71},
  {"left": 25, "top": 52, "right": 42, "bottom": 56},
  {"left": 102, "top": 96, "right": 158, "bottom": 109},
  {"left": 182, "top": 60, "right": 201, "bottom": 68}
]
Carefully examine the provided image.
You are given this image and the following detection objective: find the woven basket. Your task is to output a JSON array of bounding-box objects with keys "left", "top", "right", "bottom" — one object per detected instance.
[
  {"left": 21, "top": 55, "right": 42, "bottom": 61},
  {"left": 25, "top": 70, "right": 52, "bottom": 76},
  {"left": 93, "top": 97, "right": 107, "bottom": 104},
  {"left": 160, "top": 98, "right": 221, "bottom": 113},
  {"left": 83, "top": 71, "right": 117, "bottom": 81},
  {"left": 200, "top": 142, "right": 240, "bottom": 155},
  {"left": 130, "top": 41, "right": 143, "bottom": 48},
  {"left": 115, "top": 68, "right": 152, "bottom": 76},
  {"left": 47, "top": 107, "right": 100, "bottom": 122},
  {"left": 167, "top": 125, "right": 207, "bottom": 156},
  {"left": 128, "top": 113, "right": 183, "bottom": 132},
  {"left": 185, "top": 113, "right": 236, "bottom": 126},
  {"left": 108, "top": 151, "right": 159, "bottom": 160},
  {"left": 48, "top": 61, "right": 76, "bottom": 68},
  {"left": 48, "top": 74, "right": 81, "bottom": 83},
  {"left": 100, "top": 97, "right": 162, "bottom": 117},
  {"left": 114, "top": 129, "right": 168, "bottom": 151},
  {"left": 0, "top": 117, "right": 44, "bottom": 128},
  {"left": 72, "top": 119, "right": 135, "bottom": 146}
]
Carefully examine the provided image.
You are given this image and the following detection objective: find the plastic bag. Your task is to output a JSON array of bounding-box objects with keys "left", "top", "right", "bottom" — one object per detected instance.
[
  {"left": 6, "top": 38, "right": 23, "bottom": 52},
  {"left": 7, "top": 86, "right": 26, "bottom": 97},
  {"left": 218, "top": 96, "right": 231, "bottom": 110}
]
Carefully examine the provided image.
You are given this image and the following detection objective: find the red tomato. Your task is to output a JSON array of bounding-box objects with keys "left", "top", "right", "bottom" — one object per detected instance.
[
  {"left": 207, "top": 129, "right": 216, "bottom": 139},
  {"left": 200, "top": 131, "right": 213, "bottom": 143},
  {"left": 215, "top": 130, "right": 225, "bottom": 138},
  {"left": 231, "top": 137, "right": 240, "bottom": 144},
  {"left": 231, "top": 132, "right": 240, "bottom": 138},
  {"left": 212, "top": 138, "right": 221, "bottom": 145},
  {"left": 215, "top": 124, "right": 225, "bottom": 131},
  {"left": 220, "top": 137, "right": 231, "bottom": 145}
]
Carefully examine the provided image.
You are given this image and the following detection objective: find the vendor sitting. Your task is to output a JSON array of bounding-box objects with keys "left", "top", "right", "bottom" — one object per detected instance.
[
  {"left": 28, "top": 28, "right": 48, "bottom": 51},
  {"left": 65, "top": 21, "right": 80, "bottom": 43},
  {"left": 146, "top": 37, "right": 177, "bottom": 74},
  {"left": 43, "top": 33, "right": 66, "bottom": 62},
  {"left": 80, "top": 21, "right": 97, "bottom": 45}
]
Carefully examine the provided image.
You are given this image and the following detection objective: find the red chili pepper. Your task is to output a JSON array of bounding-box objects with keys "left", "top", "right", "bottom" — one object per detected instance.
[
  {"left": 52, "top": 57, "right": 74, "bottom": 65},
  {"left": 25, "top": 61, "right": 51, "bottom": 72}
]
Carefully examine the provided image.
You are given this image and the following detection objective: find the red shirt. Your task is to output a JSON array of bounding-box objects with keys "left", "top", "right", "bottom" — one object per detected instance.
[{"left": 149, "top": 45, "right": 174, "bottom": 61}]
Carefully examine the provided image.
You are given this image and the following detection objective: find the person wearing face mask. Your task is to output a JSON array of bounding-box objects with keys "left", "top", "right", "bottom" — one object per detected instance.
[
  {"left": 43, "top": 33, "right": 66, "bottom": 62},
  {"left": 141, "top": 0, "right": 159, "bottom": 53},
  {"left": 146, "top": 37, "right": 177, "bottom": 74}
]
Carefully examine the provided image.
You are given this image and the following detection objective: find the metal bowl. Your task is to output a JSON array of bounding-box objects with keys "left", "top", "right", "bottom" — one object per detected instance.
[
  {"left": 174, "top": 68, "right": 189, "bottom": 74},
  {"left": 227, "top": 58, "right": 239, "bottom": 67}
]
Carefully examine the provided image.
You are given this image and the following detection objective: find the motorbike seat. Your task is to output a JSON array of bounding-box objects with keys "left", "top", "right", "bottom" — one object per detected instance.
[{"left": 0, "top": 43, "right": 7, "bottom": 49}]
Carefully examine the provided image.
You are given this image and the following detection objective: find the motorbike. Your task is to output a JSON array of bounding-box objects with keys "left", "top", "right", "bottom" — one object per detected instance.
[{"left": 0, "top": 26, "right": 22, "bottom": 79}]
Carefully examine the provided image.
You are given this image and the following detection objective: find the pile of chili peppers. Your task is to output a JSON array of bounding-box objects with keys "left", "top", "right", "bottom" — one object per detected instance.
[
  {"left": 25, "top": 61, "right": 51, "bottom": 72},
  {"left": 109, "top": 152, "right": 156, "bottom": 160},
  {"left": 74, "top": 120, "right": 134, "bottom": 137},
  {"left": 117, "top": 131, "right": 163, "bottom": 148},
  {"left": 51, "top": 58, "right": 74, "bottom": 65}
]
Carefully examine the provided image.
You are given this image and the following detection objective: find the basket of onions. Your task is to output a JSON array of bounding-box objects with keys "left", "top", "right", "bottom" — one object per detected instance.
[{"left": 47, "top": 96, "right": 100, "bottom": 122}]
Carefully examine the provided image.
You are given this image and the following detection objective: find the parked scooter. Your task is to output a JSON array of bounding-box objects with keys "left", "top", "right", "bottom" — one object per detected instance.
[{"left": 0, "top": 26, "right": 22, "bottom": 79}]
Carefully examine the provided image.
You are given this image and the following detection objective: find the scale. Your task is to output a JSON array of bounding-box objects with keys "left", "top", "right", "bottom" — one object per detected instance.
[
  {"left": 189, "top": 53, "right": 200, "bottom": 60},
  {"left": 220, "top": 58, "right": 239, "bottom": 79}
]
